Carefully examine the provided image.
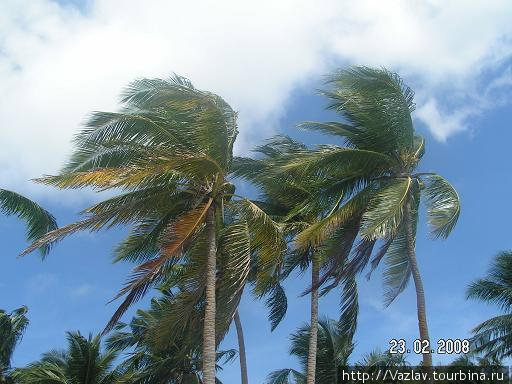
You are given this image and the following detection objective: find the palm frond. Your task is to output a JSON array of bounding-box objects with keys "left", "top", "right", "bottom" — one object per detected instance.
[
  {"left": 265, "top": 284, "right": 288, "bottom": 331},
  {"left": 421, "top": 174, "right": 460, "bottom": 239},
  {"left": 322, "top": 66, "right": 415, "bottom": 156},
  {"left": 266, "top": 368, "right": 305, "bottom": 384},
  {"left": 104, "top": 200, "right": 212, "bottom": 333},
  {"left": 0, "top": 189, "right": 57, "bottom": 257},
  {"left": 360, "top": 178, "right": 412, "bottom": 239}
]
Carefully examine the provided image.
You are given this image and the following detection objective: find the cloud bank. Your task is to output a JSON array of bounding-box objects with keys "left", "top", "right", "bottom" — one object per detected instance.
[{"left": 1, "top": 0, "right": 511, "bottom": 195}]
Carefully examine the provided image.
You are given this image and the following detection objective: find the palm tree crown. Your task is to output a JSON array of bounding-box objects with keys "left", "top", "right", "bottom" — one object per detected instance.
[
  {"left": 13, "top": 332, "right": 122, "bottom": 384},
  {"left": 0, "top": 306, "right": 29, "bottom": 384},
  {"left": 22, "top": 75, "right": 285, "bottom": 383},
  {"left": 266, "top": 317, "right": 353, "bottom": 384},
  {"left": 267, "top": 67, "right": 460, "bottom": 366},
  {"left": 467, "top": 250, "right": 512, "bottom": 359}
]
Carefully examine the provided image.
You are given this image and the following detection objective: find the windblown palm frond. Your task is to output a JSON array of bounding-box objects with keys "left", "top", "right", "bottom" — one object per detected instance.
[
  {"left": 467, "top": 251, "right": 512, "bottom": 359},
  {"left": 0, "top": 189, "right": 57, "bottom": 256}
]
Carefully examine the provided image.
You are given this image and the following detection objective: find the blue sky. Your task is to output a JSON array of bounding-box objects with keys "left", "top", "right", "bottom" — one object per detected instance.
[{"left": 2, "top": 1, "right": 512, "bottom": 383}]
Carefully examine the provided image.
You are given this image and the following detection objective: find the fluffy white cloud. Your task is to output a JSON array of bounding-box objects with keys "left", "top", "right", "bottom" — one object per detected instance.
[{"left": 1, "top": 0, "right": 511, "bottom": 196}]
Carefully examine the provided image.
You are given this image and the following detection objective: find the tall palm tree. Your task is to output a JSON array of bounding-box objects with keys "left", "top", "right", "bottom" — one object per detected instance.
[
  {"left": 13, "top": 332, "right": 124, "bottom": 384},
  {"left": 467, "top": 251, "right": 512, "bottom": 359},
  {"left": 0, "top": 306, "right": 29, "bottom": 384},
  {"left": 273, "top": 67, "right": 460, "bottom": 366},
  {"left": 0, "top": 189, "right": 57, "bottom": 256},
  {"left": 22, "top": 75, "right": 284, "bottom": 383},
  {"left": 107, "top": 289, "right": 237, "bottom": 383},
  {"left": 266, "top": 317, "right": 353, "bottom": 384},
  {"left": 233, "top": 137, "right": 359, "bottom": 384}
]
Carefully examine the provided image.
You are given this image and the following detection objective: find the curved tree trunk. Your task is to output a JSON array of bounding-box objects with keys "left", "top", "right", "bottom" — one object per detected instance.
[
  {"left": 234, "top": 310, "right": 249, "bottom": 384},
  {"left": 203, "top": 207, "right": 217, "bottom": 384},
  {"left": 306, "top": 254, "right": 320, "bottom": 384},
  {"left": 404, "top": 200, "right": 432, "bottom": 367}
]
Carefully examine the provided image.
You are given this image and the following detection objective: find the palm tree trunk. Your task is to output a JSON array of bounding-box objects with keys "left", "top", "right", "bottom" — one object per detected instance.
[
  {"left": 203, "top": 207, "right": 217, "bottom": 384},
  {"left": 234, "top": 310, "right": 249, "bottom": 384},
  {"left": 306, "top": 254, "right": 319, "bottom": 384},
  {"left": 404, "top": 200, "right": 432, "bottom": 367}
]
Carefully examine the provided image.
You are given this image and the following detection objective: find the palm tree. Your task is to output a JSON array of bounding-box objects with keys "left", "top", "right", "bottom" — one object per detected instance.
[
  {"left": 356, "top": 349, "right": 409, "bottom": 368},
  {"left": 0, "top": 189, "right": 57, "bottom": 256},
  {"left": 107, "top": 289, "right": 237, "bottom": 383},
  {"left": 233, "top": 137, "right": 359, "bottom": 384},
  {"left": 13, "top": 332, "right": 124, "bottom": 384},
  {"left": 0, "top": 306, "right": 29, "bottom": 384},
  {"left": 276, "top": 67, "right": 460, "bottom": 366},
  {"left": 450, "top": 354, "right": 503, "bottom": 367},
  {"left": 21, "top": 75, "right": 284, "bottom": 383},
  {"left": 467, "top": 251, "right": 512, "bottom": 359},
  {"left": 266, "top": 317, "right": 353, "bottom": 384}
]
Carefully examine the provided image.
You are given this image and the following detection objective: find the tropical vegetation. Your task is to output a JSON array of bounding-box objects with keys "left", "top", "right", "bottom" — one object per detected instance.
[
  {"left": 0, "top": 307, "right": 29, "bottom": 384},
  {"left": 260, "top": 67, "right": 460, "bottom": 367},
  {"left": 7, "top": 65, "right": 509, "bottom": 384},
  {"left": 20, "top": 75, "right": 285, "bottom": 384},
  {"left": 0, "top": 189, "right": 57, "bottom": 256},
  {"left": 467, "top": 251, "right": 512, "bottom": 359}
]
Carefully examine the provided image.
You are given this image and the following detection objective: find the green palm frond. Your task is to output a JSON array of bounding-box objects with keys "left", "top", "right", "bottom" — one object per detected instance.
[
  {"left": 269, "top": 317, "right": 353, "bottom": 383},
  {"left": 266, "top": 368, "right": 305, "bottom": 384},
  {"left": 356, "top": 348, "right": 409, "bottom": 368},
  {"left": 0, "top": 189, "right": 57, "bottom": 256},
  {"left": 469, "top": 314, "right": 512, "bottom": 359},
  {"left": 360, "top": 178, "right": 412, "bottom": 239},
  {"left": 13, "top": 331, "right": 121, "bottom": 384},
  {"left": 467, "top": 251, "right": 512, "bottom": 311},
  {"left": 322, "top": 66, "right": 415, "bottom": 156},
  {"left": 295, "top": 188, "right": 370, "bottom": 248},
  {"left": 0, "top": 306, "right": 29, "bottom": 377},
  {"left": 229, "top": 199, "right": 286, "bottom": 295},
  {"left": 278, "top": 145, "right": 395, "bottom": 180},
  {"left": 265, "top": 284, "right": 288, "bottom": 331},
  {"left": 298, "top": 121, "right": 360, "bottom": 141},
  {"left": 338, "top": 276, "right": 358, "bottom": 337},
  {"left": 382, "top": 226, "right": 412, "bottom": 307},
  {"left": 467, "top": 251, "right": 512, "bottom": 358},
  {"left": 421, "top": 174, "right": 460, "bottom": 239},
  {"left": 104, "top": 200, "right": 213, "bottom": 333}
]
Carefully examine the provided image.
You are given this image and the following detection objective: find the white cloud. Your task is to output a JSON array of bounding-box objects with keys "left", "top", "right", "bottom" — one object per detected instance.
[
  {"left": 69, "top": 283, "right": 95, "bottom": 298},
  {"left": 1, "top": 0, "right": 512, "bottom": 197},
  {"left": 416, "top": 99, "right": 474, "bottom": 141}
]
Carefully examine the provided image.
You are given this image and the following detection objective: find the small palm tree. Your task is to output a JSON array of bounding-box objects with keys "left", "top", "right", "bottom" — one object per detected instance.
[
  {"left": 266, "top": 317, "right": 353, "bottom": 384},
  {"left": 278, "top": 67, "right": 460, "bottom": 366},
  {"left": 107, "top": 290, "right": 237, "bottom": 383},
  {"left": 0, "top": 189, "right": 57, "bottom": 256},
  {"left": 450, "top": 354, "right": 503, "bottom": 367},
  {"left": 13, "top": 331, "right": 123, "bottom": 384},
  {"left": 356, "top": 349, "right": 409, "bottom": 368},
  {"left": 467, "top": 251, "right": 512, "bottom": 359},
  {"left": 0, "top": 306, "right": 29, "bottom": 384},
  {"left": 22, "top": 75, "right": 284, "bottom": 384}
]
